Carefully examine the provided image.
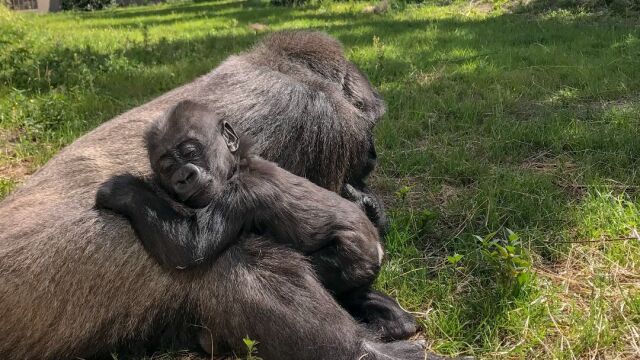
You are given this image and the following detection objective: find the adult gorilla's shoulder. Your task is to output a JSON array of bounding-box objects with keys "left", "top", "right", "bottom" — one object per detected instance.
[{"left": 204, "top": 31, "right": 386, "bottom": 193}]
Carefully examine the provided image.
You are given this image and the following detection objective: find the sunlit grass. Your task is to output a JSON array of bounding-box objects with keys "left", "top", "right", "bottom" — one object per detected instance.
[{"left": 1, "top": 1, "right": 640, "bottom": 358}]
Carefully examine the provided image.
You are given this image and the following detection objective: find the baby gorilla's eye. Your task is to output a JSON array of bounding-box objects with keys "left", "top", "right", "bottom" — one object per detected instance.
[{"left": 178, "top": 141, "right": 200, "bottom": 160}]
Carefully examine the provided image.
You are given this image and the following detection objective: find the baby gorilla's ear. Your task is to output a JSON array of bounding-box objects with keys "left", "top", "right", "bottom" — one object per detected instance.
[{"left": 222, "top": 121, "right": 239, "bottom": 153}]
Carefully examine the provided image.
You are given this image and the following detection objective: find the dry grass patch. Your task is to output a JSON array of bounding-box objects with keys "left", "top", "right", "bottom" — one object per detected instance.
[{"left": 0, "top": 128, "right": 33, "bottom": 185}]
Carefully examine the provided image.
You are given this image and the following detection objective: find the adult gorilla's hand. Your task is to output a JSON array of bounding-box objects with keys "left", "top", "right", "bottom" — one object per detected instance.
[{"left": 342, "top": 184, "right": 390, "bottom": 237}]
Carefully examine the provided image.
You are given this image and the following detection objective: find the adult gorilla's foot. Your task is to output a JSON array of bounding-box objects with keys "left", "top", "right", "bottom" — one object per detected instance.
[
  {"left": 341, "top": 289, "right": 418, "bottom": 341},
  {"left": 364, "top": 340, "right": 469, "bottom": 360},
  {"left": 364, "top": 340, "right": 425, "bottom": 359}
]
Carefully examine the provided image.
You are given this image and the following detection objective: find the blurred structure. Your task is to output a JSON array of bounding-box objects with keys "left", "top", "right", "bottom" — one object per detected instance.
[{"left": 7, "top": 0, "right": 61, "bottom": 11}]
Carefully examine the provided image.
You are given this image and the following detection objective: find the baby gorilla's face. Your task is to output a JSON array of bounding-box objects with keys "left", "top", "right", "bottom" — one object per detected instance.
[
  {"left": 146, "top": 100, "right": 240, "bottom": 209},
  {"left": 156, "top": 138, "right": 215, "bottom": 208}
]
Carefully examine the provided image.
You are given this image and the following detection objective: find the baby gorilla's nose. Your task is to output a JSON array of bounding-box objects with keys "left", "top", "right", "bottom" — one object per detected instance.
[{"left": 171, "top": 163, "right": 201, "bottom": 200}]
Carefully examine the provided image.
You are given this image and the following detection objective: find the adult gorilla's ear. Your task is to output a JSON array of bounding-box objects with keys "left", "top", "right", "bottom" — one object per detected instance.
[
  {"left": 222, "top": 121, "right": 239, "bottom": 153},
  {"left": 343, "top": 62, "right": 386, "bottom": 122}
]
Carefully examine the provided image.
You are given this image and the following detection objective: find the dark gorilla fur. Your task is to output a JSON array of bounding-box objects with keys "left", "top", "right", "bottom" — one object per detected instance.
[
  {"left": 96, "top": 100, "right": 383, "bottom": 300},
  {"left": 0, "top": 32, "right": 446, "bottom": 359}
]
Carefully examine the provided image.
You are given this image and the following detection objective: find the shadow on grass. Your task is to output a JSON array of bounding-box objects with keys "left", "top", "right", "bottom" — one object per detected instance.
[{"left": 3, "top": 2, "right": 640, "bottom": 355}]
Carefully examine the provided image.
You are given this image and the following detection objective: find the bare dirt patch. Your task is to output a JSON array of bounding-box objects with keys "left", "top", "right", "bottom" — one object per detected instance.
[
  {"left": 362, "top": 0, "right": 390, "bottom": 14},
  {"left": 0, "top": 128, "right": 33, "bottom": 182},
  {"left": 574, "top": 97, "right": 639, "bottom": 120},
  {"left": 465, "top": 0, "right": 495, "bottom": 14},
  {"left": 414, "top": 66, "right": 447, "bottom": 87},
  {"left": 510, "top": 96, "right": 639, "bottom": 122},
  {"left": 521, "top": 151, "right": 577, "bottom": 175},
  {"left": 247, "top": 23, "right": 269, "bottom": 33}
]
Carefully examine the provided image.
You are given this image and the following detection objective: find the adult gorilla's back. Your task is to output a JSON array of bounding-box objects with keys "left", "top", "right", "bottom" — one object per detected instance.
[{"left": 0, "top": 32, "right": 391, "bottom": 359}]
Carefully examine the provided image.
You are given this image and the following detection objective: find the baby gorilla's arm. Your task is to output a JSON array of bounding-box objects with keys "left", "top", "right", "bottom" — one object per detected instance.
[
  {"left": 95, "top": 174, "right": 245, "bottom": 269},
  {"left": 243, "top": 158, "right": 384, "bottom": 294}
]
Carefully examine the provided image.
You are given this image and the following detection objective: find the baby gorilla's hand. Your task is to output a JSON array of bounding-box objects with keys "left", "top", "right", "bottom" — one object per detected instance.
[
  {"left": 95, "top": 174, "right": 147, "bottom": 214},
  {"left": 342, "top": 184, "right": 389, "bottom": 235}
]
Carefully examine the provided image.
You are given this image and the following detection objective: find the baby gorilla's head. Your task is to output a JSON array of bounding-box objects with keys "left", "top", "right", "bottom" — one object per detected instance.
[{"left": 144, "top": 100, "right": 240, "bottom": 208}]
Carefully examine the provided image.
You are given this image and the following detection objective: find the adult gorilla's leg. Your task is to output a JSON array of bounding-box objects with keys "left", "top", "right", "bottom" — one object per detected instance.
[
  {"left": 308, "top": 228, "right": 418, "bottom": 341},
  {"left": 190, "top": 236, "right": 428, "bottom": 360},
  {"left": 339, "top": 287, "right": 419, "bottom": 341},
  {"left": 309, "top": 240, "right": 418, "bottom": 342}
]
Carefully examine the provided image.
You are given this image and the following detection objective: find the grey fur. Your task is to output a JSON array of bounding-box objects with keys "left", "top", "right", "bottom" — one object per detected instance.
[{"left": 0, "top": 31, "right": 433, "bottom": 359}]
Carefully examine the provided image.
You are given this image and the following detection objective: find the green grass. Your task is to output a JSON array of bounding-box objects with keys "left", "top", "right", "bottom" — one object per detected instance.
[{"left": 1, "top": 1, "right": 640, "bottom": 358}]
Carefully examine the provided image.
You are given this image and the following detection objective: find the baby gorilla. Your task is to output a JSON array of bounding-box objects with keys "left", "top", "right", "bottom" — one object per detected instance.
[{"left": 96, "top": 100, "right": 386, "bottom": 298}]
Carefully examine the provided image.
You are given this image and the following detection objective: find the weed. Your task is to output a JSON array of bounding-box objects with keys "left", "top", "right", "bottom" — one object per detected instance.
[{"left": 243, "top": 337, "right": 262, "bottom": 360}]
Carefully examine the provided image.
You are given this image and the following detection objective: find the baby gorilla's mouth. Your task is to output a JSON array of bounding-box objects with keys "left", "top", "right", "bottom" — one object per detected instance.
[
  {"left": 184, "top": 171, "right": 196, "bottom": 183},
  {"left": 183, "top": 179, "right": 213, "bottom": 209}
]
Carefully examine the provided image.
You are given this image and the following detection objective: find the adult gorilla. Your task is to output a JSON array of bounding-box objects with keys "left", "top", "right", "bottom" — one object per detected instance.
[{"left": 0, "top": 32, "right": 428, "bottom": 359}]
